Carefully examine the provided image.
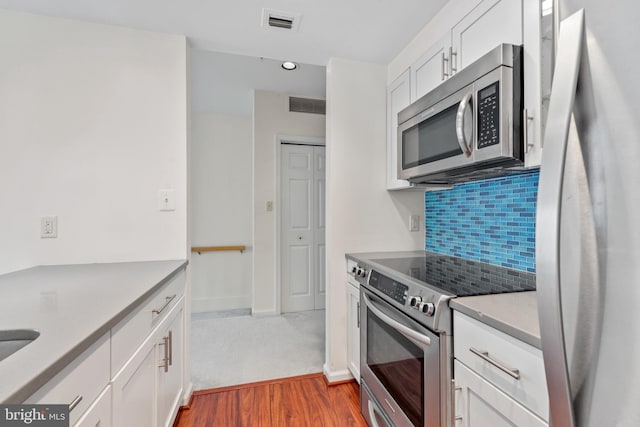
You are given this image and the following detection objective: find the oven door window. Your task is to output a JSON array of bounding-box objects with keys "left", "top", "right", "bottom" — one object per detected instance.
[
  {"left": 402, "top": 103, "right": 463, "bottom": 169},
  {"left": 367, "top": 308, "right": 423, "bottom": 426}
]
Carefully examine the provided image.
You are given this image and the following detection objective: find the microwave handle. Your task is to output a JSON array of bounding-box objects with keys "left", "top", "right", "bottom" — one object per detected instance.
[{"left": 456, "top": 92, "right": 473, "bottom": 157}]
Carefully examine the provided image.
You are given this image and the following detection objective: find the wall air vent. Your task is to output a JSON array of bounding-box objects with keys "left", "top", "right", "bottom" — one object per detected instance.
[
  {"left": 262, "top": 8, "right": 302, "bottom": 32},
  {"left": 289, "top": 97, "right": 326, "bottom": 115}
]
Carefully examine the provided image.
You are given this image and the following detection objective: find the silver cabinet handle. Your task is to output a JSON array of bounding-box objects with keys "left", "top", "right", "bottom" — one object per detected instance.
[
  {"left": 451, "top": 379, "right": 462, "bottom": 424},
  {"left": 152, "top": 294, "right": 176, "bottom": 315},
  {"left": 470, "top": 347, "right": 520, "bottom": 380},
  {"left": 356, "top": 301, "right": 360, "bottom": 329},
  {"left": 159, "top": 335, "right": 169, "bottom": 373},
  {"left": 363, "top": 293, "right": 431, "bottom": 346},
  {"left": 69, "top": 395, "right": 83, "bottom": 412},
  {"left": 450, "top": 46, "right": 457, "bottom": 75},
  {"left": 441, "top": 51, "right": 449, "bottom": 80},
  {"left": 537, "top": 9, "right": 586, "bottom": 427},
  {"left": 523, "top": 108, "right": 535, "bottom": 153},
  {"left": 455, "top": 92, "right": 474, "bottom": 157},
  {"left": 168, "top": 330, "right": 173, "bottom": 366}
]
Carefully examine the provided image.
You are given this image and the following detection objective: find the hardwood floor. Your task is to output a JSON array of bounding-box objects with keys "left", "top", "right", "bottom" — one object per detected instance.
[{"left": 174, "top": 373, "right": 368, "bottom": 427}]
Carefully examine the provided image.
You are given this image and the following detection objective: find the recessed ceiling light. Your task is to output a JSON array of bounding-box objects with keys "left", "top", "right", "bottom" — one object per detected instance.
[{"left": 281, "top": 61, "right": 298, "bottom": 71}]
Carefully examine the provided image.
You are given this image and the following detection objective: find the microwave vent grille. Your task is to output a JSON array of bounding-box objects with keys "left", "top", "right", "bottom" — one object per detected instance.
[{"left": 289, "top": 97, "right": 326, "bottom": 115}]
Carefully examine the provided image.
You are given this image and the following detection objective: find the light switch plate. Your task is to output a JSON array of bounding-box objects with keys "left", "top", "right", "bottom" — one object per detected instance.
[
  {"left": 410, "top": 215, "right": 420, "bottom": 232},
  {"left": 158, "top": 189, "right": 176, "bottom": 211}
]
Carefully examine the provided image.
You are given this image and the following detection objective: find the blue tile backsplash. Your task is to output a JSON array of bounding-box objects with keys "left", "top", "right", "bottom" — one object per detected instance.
[{"left": 425, "top": 170, "right": 539, "bottom": 272}]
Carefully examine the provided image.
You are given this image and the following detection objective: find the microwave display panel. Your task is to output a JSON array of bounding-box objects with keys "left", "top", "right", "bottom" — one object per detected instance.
[
  {"left": 477, "top": 81, "right": 500, "bottom": 149},
  {"left": 402, "top": 104, "right": 462, "bottom": 169}
]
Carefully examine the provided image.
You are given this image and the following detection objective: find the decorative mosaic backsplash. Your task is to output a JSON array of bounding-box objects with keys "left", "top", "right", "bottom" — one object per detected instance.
[{"left": 425, "top": 170, "right": 539, "bottom": 272}]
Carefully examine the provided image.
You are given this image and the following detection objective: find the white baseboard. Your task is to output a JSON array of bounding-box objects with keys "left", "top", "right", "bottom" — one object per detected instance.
[
  {"left": 323, "top": 364, "right": 354, "bottom": 384},
  {"left": 191, "top": 296, "right": 251, "bottom": 313},
  {"left": 251, "top": 309, "right": 278, "bottom": 317},
  {"left": 182, "top": 382, "right": 194, "bottom": 406}
]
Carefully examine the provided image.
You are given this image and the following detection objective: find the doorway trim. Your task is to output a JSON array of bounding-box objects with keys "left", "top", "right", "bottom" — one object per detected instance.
[{"left": 275, "top": 134, "right": 325, "bottom": 315}]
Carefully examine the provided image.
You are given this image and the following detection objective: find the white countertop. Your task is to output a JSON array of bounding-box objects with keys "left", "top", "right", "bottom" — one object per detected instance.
[
  {"left": 0, "top": 260, "right": 187, "bottom": 403},
  {"left": 450, "top": 291, "right": 541, "bottom": 348}
]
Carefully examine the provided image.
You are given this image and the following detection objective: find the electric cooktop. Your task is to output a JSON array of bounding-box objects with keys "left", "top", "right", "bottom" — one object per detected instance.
[{"left": 371, "top": 252, "right": 536, "bottom": 298}]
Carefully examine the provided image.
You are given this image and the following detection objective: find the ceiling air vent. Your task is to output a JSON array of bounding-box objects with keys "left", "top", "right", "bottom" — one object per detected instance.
[
  {"left": 289, "top": 97, "right": 326, "bottom": 115},
  {"left": 262, "top": 8, "right": 302, "bottom": 32},
  {"left": 269, "top": 16, "right": 293, "bottom": 29}
]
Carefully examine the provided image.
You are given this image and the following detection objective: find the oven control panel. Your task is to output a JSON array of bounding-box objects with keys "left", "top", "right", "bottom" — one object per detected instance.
[{"left": 368, "top": 271, "right": 408, "bottom": 304}]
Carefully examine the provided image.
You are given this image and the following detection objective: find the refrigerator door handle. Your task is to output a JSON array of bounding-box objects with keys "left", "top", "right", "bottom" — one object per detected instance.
[{"left": 536, "top": 9, "right": 586, "bottom": 427}]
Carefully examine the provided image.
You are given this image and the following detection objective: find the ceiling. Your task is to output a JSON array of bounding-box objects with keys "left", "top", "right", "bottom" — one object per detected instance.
[
  {"left": 0, "top": 0, "right": 449, "bottom": 66},
  {"left": 191, "top": 50, "right": 326, "bottom": 116}
]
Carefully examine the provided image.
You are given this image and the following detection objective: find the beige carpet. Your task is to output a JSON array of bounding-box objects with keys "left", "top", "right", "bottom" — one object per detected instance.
[{"left": 190, "top": 309, "right": 325, "bottom": 390}]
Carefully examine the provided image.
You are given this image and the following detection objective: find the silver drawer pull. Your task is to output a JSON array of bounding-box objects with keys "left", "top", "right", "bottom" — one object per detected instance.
[
  {"left": 168, "top": 330, "right": 173, "bottom": 366},
  {"left": 69, "top": 395, "right": 83, "bottom": 412},
  {"left": 159, "top": 335, "right": 169, "bottom": 372},
  {"left": 470, "top": 347, "right": 521, "bottom": 380},
  {"left": 152, "top": 294, "right": 176, "bottom": 315}
]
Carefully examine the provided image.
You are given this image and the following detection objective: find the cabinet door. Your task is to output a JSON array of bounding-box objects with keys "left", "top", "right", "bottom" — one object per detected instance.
[
  {"left": 386, "top": 68, "right": 412, "bottom": 190},
  {"left": 157, "top": 302, "right": 184, "bottom": 427},
  {"left": 346, "top": 281, "right": 360, "bottom": 381},
  {"left": 74, "top": 385, "right": 111, "bottom": 427},
  {"left": 454, "top": 361, "right": 547, "bottom": 427},
  {"left": 451, "top": 0, "right": 522, "bottom": 72},
  {"left": 112, "top": 337, "right": 156, "bottom": 427},
  {"left": 411, "top": 33, "right": 452, "bottom": 101}
]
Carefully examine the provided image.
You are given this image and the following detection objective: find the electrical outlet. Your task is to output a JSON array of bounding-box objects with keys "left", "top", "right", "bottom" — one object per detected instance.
[
  {"left": 410, "top": 215, "right": 420, "bottom": 232},
  {"left": 158, "top": 189, "right": 176, "bottom": 211},
  {"left": 41, "top": 216, "right": 58, "bottom": 238}
]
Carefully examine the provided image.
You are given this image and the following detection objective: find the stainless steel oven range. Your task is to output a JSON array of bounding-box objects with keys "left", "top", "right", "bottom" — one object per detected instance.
[{"left": 350, "top": 252, "right": 536, "bottom": 427}]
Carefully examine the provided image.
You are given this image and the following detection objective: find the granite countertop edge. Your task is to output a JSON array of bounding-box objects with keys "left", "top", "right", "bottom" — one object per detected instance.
[{"left": 0, "top": 259, "right": 188, "bottom": 403}]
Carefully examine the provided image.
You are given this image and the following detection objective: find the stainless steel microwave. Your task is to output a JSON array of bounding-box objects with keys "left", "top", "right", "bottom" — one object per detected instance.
[{"left": 397, "top": 44, "right": 524, "bottom": 184}]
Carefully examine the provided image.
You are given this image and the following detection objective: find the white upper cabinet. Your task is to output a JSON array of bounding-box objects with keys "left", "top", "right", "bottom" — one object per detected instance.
[
  {"left": 411, "top": 34, "right": 452, "bottom": 101},
  {"left": 386, "top": 68, "right": 413, "bottom": 190},
  {"left": 386, "top": 0, "right": 546, "bottom": 182},
  {"left": 451, "top": 0, "right": 523, "bottom": 72}
]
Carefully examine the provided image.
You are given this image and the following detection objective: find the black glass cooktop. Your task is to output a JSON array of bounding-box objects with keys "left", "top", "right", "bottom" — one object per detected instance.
[{"left": 371, "top": 253, "right": 536, "bottom": 297}]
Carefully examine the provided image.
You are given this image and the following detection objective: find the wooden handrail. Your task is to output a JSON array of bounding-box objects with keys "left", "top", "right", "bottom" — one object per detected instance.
[{"left": 191, "top": 245, "right": 246, "bottom": 254}]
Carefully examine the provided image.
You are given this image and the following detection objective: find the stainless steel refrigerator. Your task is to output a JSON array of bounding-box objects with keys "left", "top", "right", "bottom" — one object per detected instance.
[{"left": 537, "top": 1, "right": 640, "bottom": 426}]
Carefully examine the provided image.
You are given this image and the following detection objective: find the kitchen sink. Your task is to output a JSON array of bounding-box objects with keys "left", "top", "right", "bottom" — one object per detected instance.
[{"left": 0, "top": 330, "right": 40, "bottom": 362}]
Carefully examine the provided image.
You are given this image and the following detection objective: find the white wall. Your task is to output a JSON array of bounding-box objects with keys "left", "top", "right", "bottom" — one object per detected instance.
[
  {"left": 190, "top": 113, "right": 253, "bottom": 312},
  {"left": 324, "top": 58, "right": 425, "bottom": 380},
  {"left": 387, "top": 0, "right": 482, "bottom": 83},
  {"left": 0, "top": 10, "right": 188, "bottom": 274},
  {"left": 253, "top": 90, "right": 326, "bottom": 315}
]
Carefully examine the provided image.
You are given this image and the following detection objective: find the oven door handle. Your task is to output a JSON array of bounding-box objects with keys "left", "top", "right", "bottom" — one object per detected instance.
[{"left": 363, "top": 293, "right": 431, "bottom": 347}]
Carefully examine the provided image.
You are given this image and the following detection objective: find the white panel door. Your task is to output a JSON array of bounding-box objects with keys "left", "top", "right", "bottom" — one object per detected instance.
[
  {"left": 451, "top": 0, "right": 522, "bottom": 72},
  {"left": 156, "top": 302, "right": 184, "bottom": 427},
  {"left": 281, "top": 144, "right": 325, "bottom": 312}
]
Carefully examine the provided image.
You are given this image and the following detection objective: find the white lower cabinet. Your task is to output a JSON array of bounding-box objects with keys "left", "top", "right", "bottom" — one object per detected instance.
[
  {"left": 112, "top": 298, "right": 184, "bottom": 427},
  {"left": 453, "top": 311, "right": 548, "bottom": 427},
  {"left": 74, "top": 385, "right": 111, "bottom": 427},
  {"left": 156, "top": 303, "right": 184, "bottom": 427},
  {"left": 346, "top": 279, "right": 360, "bottom": 382},
  {"left": 454, "top": 360, "right": 546, "bottom": 427},
  {"left": 112, "top": 333, "right": 156, "bottom": 427}
]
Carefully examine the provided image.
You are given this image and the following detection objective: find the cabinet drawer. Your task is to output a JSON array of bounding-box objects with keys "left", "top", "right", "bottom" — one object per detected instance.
[
  {"left": 26, "top": 333, "right": 110, "bottom": 426},
  {"left": 73, "top": 384, "right": 111, "bottom": 427},
  {"left": 111, "top": 269, "right": 185, "bottom": 376},
  {"left": 453, "top": 312, "right": 548, "bottom": 421}
]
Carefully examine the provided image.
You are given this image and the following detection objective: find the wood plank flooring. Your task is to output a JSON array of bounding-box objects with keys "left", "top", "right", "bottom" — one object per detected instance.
[{"left": 174, "top": 373, "right": 368, "bottom": 427}]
